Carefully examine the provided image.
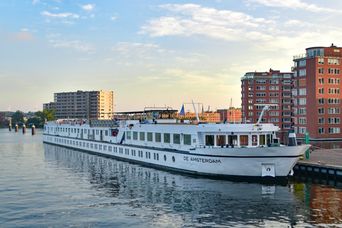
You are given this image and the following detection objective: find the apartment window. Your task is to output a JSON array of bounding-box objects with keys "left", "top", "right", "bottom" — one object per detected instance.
[
  {"left": 299, "top": 98, "right": 306, "bottom": 105},
  {"left": 328, "top": 58, "right": 340, "bottom": 65},
  {"left": 299, "top": 69, "right": 306, "bottom": 77},
  {"left": 256, "top": 98, "right": 266, "bottom": 103},
  {"left": 269, "top": 86, "right": 279, "bottom": 90},
  {"left": 269, "top": 98, "right": 279, "bottom": 104},
  {"left": 299, "top": 127, "right": 307, "bottom": 134},
  {"left": 318, "top": 68, "right": 324, "bottom": 74},
  {"left": 328, "top": 98, "right": 340, "bottom": 104},
  {"left": 328, "top": 107, "right": 340, "bottom": 114},
  {"left": 318, "top": 98, "right": 324, "bottom": 104},
  {"left": 164, "top": 133, "right": 170, "bottom": 143},
  {"left": 299, "top": 88, "right": 306, "bottom": 96},
  {"left": 318, "top": 78, "right": 324, "bottom": 84},
  {"left": 139, "top": 132, "right": 145, "bottom": 141},
  {"left": 318, "top": 88, "right": 324, "bottom": 94},
  {"left": 328, "top": 88, "right": 340, "bottom": 94},
  {"left": 298, "top": 117, "right": 307, "bottom": 125},
  {"left": 256, "top": 79, "right": 266, "bottom": 84},
  {"left": 318, "top": 128, "right": 324, "bottom": 134},
  {"left": 256, "top": 93, "right": 266, "bottom": 97},
  {"left": 270, "top": 79, "right": 279, "bottom": 84},
  {"left": 298, "top": 108, "right": 306, "bottom": 115},
  {"left": 328, "top": 127, "right": 340, "bottom": 134},
  {"left": 256, "top": 86, "right": 266, "bottom": 90},
  {"left": 184, "top": 134, "right": 191, "bottom": 145},
  {"left": 328, "top": 117, "right": 340, "bottom": 124},
  {"left": 173, "top": 134, "right": 180, "bottom": 144},
  {"left": 147, "top": 132, "right": 153, "bottom": 142},
  {"left": 318, "top": 57, "right": 324, "bottom": 64},
  {"left": 155, "top": 133, "right": 161, "bottom": 142},
  {"left": 318, "top": 108, "right": 324, "bottom": 114},
  {"left": 318, "top": 117, "right": 324, "bottom": 124},
  {"left": 299, "top": 60, "right": 306, "bottom": 67}
]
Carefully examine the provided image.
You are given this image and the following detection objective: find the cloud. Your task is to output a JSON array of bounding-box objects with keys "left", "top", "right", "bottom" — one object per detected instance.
[
  {"left": 81, "top": 4, "right": 95, "bottom": 12},
  {"left": 247, "top": 0, "right": 341, "bottom": 13},
  {"left": 111, "top": 16, "right": 117, "bottom": 21},
  {"left": 141, "top": 4, "right": 275, "bottom": 42},
  {"left": 41, "top": 11, "right": 79, "bottom": 19},
  {"left": 48, "top": 39, "right": 95, "bottom": 52},
  {"left": 32, "top": 0, "right": 39, "bottom": 5}
]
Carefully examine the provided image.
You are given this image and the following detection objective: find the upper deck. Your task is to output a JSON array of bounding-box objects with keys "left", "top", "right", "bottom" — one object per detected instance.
[{"left": 44, "top": 119, "right": 281, "bottom": 151}]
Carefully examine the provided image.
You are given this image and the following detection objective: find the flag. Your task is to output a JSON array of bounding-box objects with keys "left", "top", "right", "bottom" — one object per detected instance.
[{"left": 179, "top": 104, "right": 185, "bottom": 116}]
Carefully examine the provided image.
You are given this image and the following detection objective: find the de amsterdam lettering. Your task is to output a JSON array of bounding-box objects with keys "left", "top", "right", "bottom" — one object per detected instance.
[{"left": 183, "top": 156, "right": 221, "bottom": 164}]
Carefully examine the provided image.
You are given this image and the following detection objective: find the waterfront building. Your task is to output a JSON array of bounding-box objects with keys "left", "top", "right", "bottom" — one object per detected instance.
[
  {"left": 217, "top": 108, "right": 242, "bottom": 123},
  {"left": 177, "top": 111, "right": 221, "bottom": 123},
  {"left": 292, "top": 44, "right": 342, "bottom": 139},
  {"left": 241, "top": 69, "right": 293, "bottom": 140},
  {"left": 43, "top": 90, "right": 114, "bottom": 120},
  {"left": 43, "top": 102, "right": 56, "bottom": 111}
]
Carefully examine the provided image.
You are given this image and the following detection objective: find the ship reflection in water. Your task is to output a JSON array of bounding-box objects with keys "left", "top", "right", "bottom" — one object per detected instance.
[{"left": 44, "top": 144, "right": 342, "bottom": 227}]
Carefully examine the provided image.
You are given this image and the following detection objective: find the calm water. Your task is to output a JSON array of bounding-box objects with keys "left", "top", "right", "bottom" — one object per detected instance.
[{"left": 1, "top": 129, "right": 342, "bottom": 227}]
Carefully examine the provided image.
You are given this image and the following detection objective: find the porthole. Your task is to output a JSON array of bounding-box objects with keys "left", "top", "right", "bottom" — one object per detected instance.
[{"left": 172, "top": 156, "right": 175, "bottom": 162}]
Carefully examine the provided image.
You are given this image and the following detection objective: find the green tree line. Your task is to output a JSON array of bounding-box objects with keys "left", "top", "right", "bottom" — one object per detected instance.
[{"left": 8, "top": 109, "right": 55, "bottom": 128}]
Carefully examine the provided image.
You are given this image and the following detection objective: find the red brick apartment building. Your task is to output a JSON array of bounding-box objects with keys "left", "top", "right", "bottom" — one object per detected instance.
[
  {"left": 241, "top": 69, "right": 293, "bottom": 140},
  {"left": 292, "top": 44, "right": 342, "bottom": 140}
]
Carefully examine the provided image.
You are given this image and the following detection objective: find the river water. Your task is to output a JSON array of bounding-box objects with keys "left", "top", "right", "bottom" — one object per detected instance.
[{"left": 1, "top": 129, "right": 342, "bottom": 227}]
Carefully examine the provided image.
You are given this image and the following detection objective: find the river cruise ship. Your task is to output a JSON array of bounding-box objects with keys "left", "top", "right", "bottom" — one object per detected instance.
[{"left": 43, "top": 107, "right": 310, "bottom": 179}]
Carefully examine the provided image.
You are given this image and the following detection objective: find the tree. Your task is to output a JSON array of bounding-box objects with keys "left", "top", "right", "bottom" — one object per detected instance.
[
  {"left": 11, "top": 111, "right": 25, "bottom": 125},
  {"left": 26, "top": 117, "right": 42, "bottom": 128},
  {"left": 42, "top": 109, "right": 55, "bottom": 121}
]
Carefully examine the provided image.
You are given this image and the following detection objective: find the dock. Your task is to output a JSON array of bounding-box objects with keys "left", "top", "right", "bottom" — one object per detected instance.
[{"left": 293, "top": 148, "right": 342, "bottom": 181}]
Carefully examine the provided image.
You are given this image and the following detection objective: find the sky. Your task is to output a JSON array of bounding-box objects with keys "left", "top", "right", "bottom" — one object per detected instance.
[{"left": 1, "top": 0, "right": 342, "bottom": 112}]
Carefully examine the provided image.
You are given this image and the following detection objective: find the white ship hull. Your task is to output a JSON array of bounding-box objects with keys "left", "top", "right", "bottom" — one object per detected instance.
[{"left": 43, "top": 134, "right": 308, "bottom": 179}]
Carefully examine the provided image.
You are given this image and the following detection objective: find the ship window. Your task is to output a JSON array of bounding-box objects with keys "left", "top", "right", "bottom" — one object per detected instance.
[
  {"left": 127, "top": 131, "right": 132, "bottom": 140},
  {"left": 108, "top": 146, "right": 112, "bottom": 151},
  {"left": 259, "top": 135, "right": 266, "bottom": 145},
  {"left": 172, "top": 156, "right": 175, "bottom": 162},
  {"left": 216, "top": 135, "right": 226, "bottom": 146},
  {"left": 164, "top": 155, "right": 167, "bottom": 161},
  {"left": 155, "top": 133, "right": 161, "bottom": 142},
  {"left": 119, "top": 148, "right": 123, "bottom": 154},
  {"left": 240, "top": 135, "right": 249, "bottom": 146},
  {"left": 183, "top": 134, "right": 191, "bottom": 145},
  {"left": 173, "top": 134, "right": 180, "bottom": 144},
  {"left": 147, "top": 132, "right": 153, "bottom": 142},
  {"left": 96, "top": 130, "right": 99, "bottom": 135},
  {"left": 252, "top": 135, "right": 258, "bottom": 146},
  {"left": 105, "top": 130, "right": 108, "bottom": 136},
  {"left": 164, "top": 133, "right": 170, "bottom": 143},
  {"left": 139, "top": 132, "right": 145, "bottom": 141},
  {"left": 205, "top": 135, "right": 215, "bottom": 146},
  {"left": 99, "top": 145, "right": 102, "bottom": 150},
  {"left": 133, "top": 131, "right": 138, "bottom": 140},
  {"left": 95, "top": 144, "right": 98, "bottom": 149}
]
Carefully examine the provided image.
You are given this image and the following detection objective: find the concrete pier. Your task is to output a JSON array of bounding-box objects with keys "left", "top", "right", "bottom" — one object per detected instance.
[{"left": 293, "top": 149, "right": 342, "bottom": 180}]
